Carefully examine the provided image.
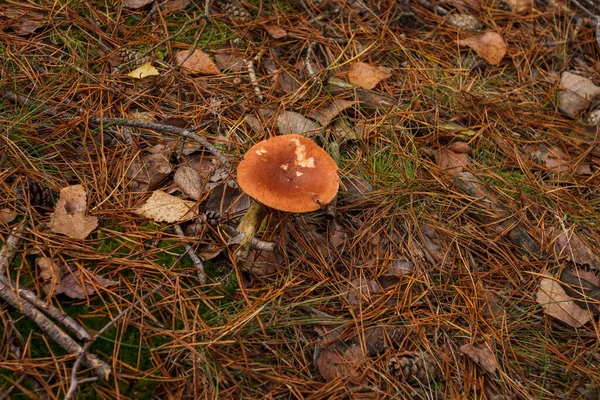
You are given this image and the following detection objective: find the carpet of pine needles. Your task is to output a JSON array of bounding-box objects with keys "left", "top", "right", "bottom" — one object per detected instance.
[{"left": 2, "top": 0, "right": 600, "bottom": 399}]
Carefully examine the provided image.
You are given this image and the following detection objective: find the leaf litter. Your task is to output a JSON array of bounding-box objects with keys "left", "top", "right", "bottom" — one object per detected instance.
[{"left": 3, "top": 0, "right": 600, "bottom": 398}]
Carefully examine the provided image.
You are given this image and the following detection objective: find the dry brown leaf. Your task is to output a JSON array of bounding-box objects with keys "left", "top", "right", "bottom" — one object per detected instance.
[
  {"left": 316, "top": 345, "right": 366, "bottom": 383},
  {"left": 502, "top": 0, "right": 532, "bottom": 13},
  {"left": 551, "top": 229, "right": 600, "bottom": 269},
  {"left": 480, "top": 291, "right": 505, "bottom": 319},
  {"left": 0, "top": 4, "right": 47, "bottom": 35},
  {"left": 0, "top": 209, "right": 17, "bottom": 224},
  {"left": 420, "top": 224, "right": 443, "bottom": 264},
  {"left": 529, "top": 146, "right": 591, "bottom": 175},
  {"left": 331, "top": 119, "right": 359, "bottom": 141},
  {"left": 276, "top": 111, "right": 320, "bottom": 135},
  {"left": 214, "top": 51, "right": 245, "bottom": 72},
  {"left": 308, "top": 99, "right": 356, "bottom": 127},
  {"left": 262, "top": 24, "right": 287, "bottom": 38},
  {"left": 241, "top": 250, "right": 283, "bottom": 275},
  {"left": 460, "top": 343, "right": 499, "bottom": 374},
  {"left": 46, "top": 269, "right": 119, "bottom": 300},
  {"left": 175, "top": 49, "right": 220, "bottom": 75},
  {"left": 37, "top": 257, "right": 64, "bottom": 282},
  {"left": 49, "top": 185, "right": 98, "bottom": 240},
  {"left": 274, "top": 70, "right": 301, "bottom": 94},
  {"left": 127, "top": 152, "right": 172, "bottom": 192},
  {"left": 346, "top": 278, "right": 381, "bottom": 308},
  {"left": 558, "top": 72, "right": 600, "bottom": 118},
  {"left": 123, "top": 0, "right": 154, "bottom": 9},
  {"left": 348, "top": 62, "right": 392, "bottom": 89},
  {"left": 174, "top": 166, "right": 204, "bottom": 200},
  {"left": 355, "top": 326, "right": 407, "bottom": 356},
  {"left": 204, "top": 184, "right": 250, "bottom": 219},
  {"left": 536, "top": 275, "right": 593, "bottom": 328},
  {"left": 435, "top": 148, "right": 470, "bottom": 175},
  {"left": 135, "top": 191, "right": 196, "bottom": 223},
  {"left": 458, "top": 31, "right": 507, "bottom": 66}
]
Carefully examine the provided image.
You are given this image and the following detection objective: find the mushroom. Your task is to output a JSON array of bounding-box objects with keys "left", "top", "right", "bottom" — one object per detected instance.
[{"left": 237, "top": 134, "right": 339, "bottom": 212}]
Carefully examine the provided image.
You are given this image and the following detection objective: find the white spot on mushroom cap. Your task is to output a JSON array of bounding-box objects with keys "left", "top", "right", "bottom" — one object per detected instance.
[
  {"left": 280, "top": 164, "right": 289, "bottom": 171},
  {"left": 290, "top": 137, "right": 315, "bottom": 168},
  {"left": 256, "top": 148, "right": 268, "bottom": 155},
  {"left": 296, "top": 171, "right": 303, "bottom": 177}
]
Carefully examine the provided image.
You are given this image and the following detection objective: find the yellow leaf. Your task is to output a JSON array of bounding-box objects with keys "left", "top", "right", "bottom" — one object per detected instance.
[{"left": 127, "top": 62, "right": 160, "bottom": 79}]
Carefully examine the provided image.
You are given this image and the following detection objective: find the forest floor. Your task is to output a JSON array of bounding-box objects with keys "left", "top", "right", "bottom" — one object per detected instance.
[{"left": 2, "top": 0, "right": 600, "bottom": 398}]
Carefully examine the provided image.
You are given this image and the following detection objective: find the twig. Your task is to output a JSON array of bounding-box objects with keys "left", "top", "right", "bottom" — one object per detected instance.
[
  {"left": 0, "top": 274, "right": 111, "bottom": 379},
  {"left": 0, "top": 220, "right": 27, "bottom": 275},
  {"left": 88, "top": 117, "right": 230, "bottom": 167},
  {"left": 0, "top": 374, "right": 26, "bottom": 400},
  {"left": 173, "top": 224, "right": 206, "bottom": 284},
  {"left": 219, "top": 224, "right": 277, "bottom": 252},
  {"left": 305, "top": 42, "right": 316, "bottom": 78}
]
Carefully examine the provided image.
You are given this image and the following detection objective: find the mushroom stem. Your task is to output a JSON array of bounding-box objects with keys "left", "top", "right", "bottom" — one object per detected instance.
[{"left": 235, "top": 201, "right": 266, "bottom": 259}]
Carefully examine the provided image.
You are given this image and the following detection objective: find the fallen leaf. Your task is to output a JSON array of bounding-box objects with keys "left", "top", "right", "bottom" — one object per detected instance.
[
  {"left": 502, "top": 0, "right": 532, "bottom": 13},
  {"left": 551, "top": 229, "right": 600, "bottom": 269},
  {"left": 460, "top": 343, "right": 499, "bottom": 374},
  {"left": 420, "top": 224, "right": 443, "bottom": 264},
  {"left": 135, "top": 191, "right": 197, "bottom": 223},
  {"left": 49, "top": 185, "right": 98, "bottom": 240},
  {"left": 308, "top": 99, "right": 356, "bottom": 127},
  {"left": 46, "top": 268, "right": 119, "bottom": 300},
  {"left": 241, "top": 250, "right": 283, "bottom": 275},
  {"left": 0, "top": 209, "right": 17, "bottom": 224},
  {"left": 528, "top": 146, "right": 591, "bottom": 175},
  {"left": 435, "top": 148, "right": 470, "bottom": 175},
  {"left": 0, "top": 4, "right": 47, "bottom": 35},
  {"left": 339, "top": 177, "right": 373, "bottom": 206},
  {"left": 36, "top": 257, "right": 64, "bottom": 295},
  {"left": 274, "top": 70, "right": 301, "bottom": 94},
  {"left": 175, "top": 49, "right": 220, "bottom": 75},
  {"left": 262, "top": 24, "right": 287, "bottom": 39},
  {"left": 331, "top": 119, "right": 359, "bottom": 141},
  {"left": 174, "top": 166, "right": 204, "bottom": 200},
  {"left": 480, "top": 291, "right": 505, "bottom": 319},
  {"left": 559, "top": 72, "right": 600, "bottom": 118},
  {"left": 276, "top": 111, "right": 320, "bottom": 135},
  {"left": 127, "top": 152, "right": 172, "bottom": 192},
  {"left": 346, "top": 278, "right": 381, "bottom": 309},
  {"left": 348, "top": 62, "right": 392, "bottom": 89},
  {"left": 204, "top": 183, "right": 250, "bottom": 219},
  {"left": 160, "top": 0, "right": 191, "bottom": 13},
  {"left": 127, "top": 62, "right": 160, "bottom": 78},
  {"left": 214, "top": 51, "right": 245, "bottom": 72},
  {"left": 458, "top": 31, "right": 507, "bottom": 66},
  {"left": 316, "top": 344, "right": 366, "bottom": 383},
  {"left": 123, "top": 0, "right": 153, "bottom": 8},
  {"left": 536, "top": 275, "right": 592, "bottom": 328},
  {"left": 447, "top": 13, "right": 482, "bottom": 31}
]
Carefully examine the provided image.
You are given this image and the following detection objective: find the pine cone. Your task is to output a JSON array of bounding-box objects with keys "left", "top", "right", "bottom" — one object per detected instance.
[
  {"left": 12, "top": 177, "right": 54, "bottom": 210},
  {"left": 216, "top": 0, "right": 252, "bottom": 23},
  {"left": 388, "top": 351, "right": 442, "bottom": 385},
  {"left": 117, "top": 47, "right": 152, "bottom": 70}
]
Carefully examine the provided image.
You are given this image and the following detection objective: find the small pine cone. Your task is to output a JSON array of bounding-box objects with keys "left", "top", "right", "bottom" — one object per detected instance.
[
  {"left": 388, "top": 351, "right": 442, "bottom": 385},
  {"left": 13, "top": 178, "right": 54, "bottom": 209},
  {"left": 218, "top": 1, "right": 252, "bottom": 23},
  {"left": 117, "top": 47, "right": 152, "bottom": 69}
]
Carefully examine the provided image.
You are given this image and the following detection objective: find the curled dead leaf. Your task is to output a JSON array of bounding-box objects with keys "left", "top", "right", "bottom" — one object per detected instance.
[
  {"left": 0, "top": 209, "right": 17, "bottom": 224},
  {"left": 458, "top": 31, "right": 507, "bottom": 66},
  {"left": 550, "top": 228, "right": 600, "bottom": 269},
  {"left": 346, "top": 278, "right": 381, "bottom": 309},
  {"left": 435, "top": 147, "right": 470, "bottom": 175},
  {"left": 316, "top": 344, "right": 366, "bottom": 383},
  {"left": 536, "top": 274, "right": 592, "bottom": 328},
  {"left": 262, "top": 24, "right": 287, "bottom": 39},
  {"left": 174, "top": 166, "right": 204, "bottom": 200},
  {"left": 276, "top": 111, "right": 320, "bottom": 135},
  {"left": 49, "top": 185, "right": 98, "bottom": 240},
  {"left": 348, "top": 62, "right": 392, "bottom": 90}
]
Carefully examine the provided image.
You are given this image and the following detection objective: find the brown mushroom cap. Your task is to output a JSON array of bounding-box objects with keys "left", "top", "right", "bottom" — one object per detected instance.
[{"left": 237, "top": 134, "right": 339, "bottom": 212}]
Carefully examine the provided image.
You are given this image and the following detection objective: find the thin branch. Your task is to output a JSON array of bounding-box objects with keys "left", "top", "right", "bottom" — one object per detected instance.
[
  {"left": 87, "top": 117, "right": 230, "bottom": 167},
  {"left": 173, "top": 224, "right": 206, "bottom": 284},
  {"left": 219, "top": 224, "right": 277, "bottom": 252}
]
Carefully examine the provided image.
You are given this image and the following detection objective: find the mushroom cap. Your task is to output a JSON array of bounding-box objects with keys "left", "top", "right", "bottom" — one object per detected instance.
[{"left": 237, "top": 134, "right": 339, "bottom": 212}]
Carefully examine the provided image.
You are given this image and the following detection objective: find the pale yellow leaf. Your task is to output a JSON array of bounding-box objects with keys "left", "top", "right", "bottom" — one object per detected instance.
[
  {"left": 135, "top": 190, "right": 196, "bottom": 223},
  {"left": 127, "top": 62, "right": 160, "bottom": 79},
  {"left": 536, "top": 275, "right": 592, "bottom": 328}
]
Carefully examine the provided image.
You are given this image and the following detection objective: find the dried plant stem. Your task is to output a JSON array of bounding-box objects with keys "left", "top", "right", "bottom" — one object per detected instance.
[
  {"left": 88, "top": 117, "right": 230, "bottom": 167},
  {"left": 235, "top": 201, "right": 267, "bottom": 259},
  {"left": 0, "top": 275, "right": 111, "bottom": 379},
  {"left": 173, "top": 224, "right": 206, "bottom": 284},
  {"left": 219, "top": 224, "right": 276, "bottom": 252}
]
